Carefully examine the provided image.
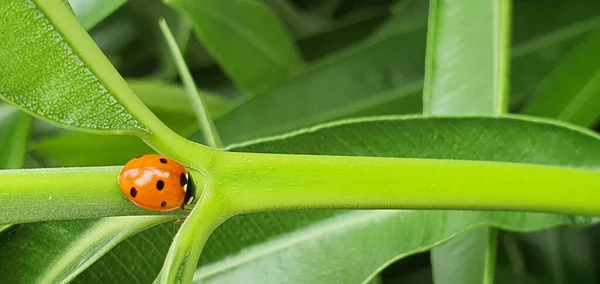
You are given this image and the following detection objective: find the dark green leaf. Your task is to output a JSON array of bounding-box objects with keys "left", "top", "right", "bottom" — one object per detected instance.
[
  {"left": 215, "top": 27, "right": 426, "bottom": 144},
  {"left": 522, "top": 32, "right": 600, "bottom": 127},
  {"left": 0, "top": 217, "right": 174, "bottom": 284},
  {"left": 166, "top": 0, "right": 305, "bottom": 95},
  {"left": 519, "top": 228, "right": 595, "bottom": 284}
]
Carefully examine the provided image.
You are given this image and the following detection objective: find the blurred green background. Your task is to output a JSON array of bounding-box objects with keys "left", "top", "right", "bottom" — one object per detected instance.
[{"left": 2, "top": 0, "right": 600, "bottom": 283}]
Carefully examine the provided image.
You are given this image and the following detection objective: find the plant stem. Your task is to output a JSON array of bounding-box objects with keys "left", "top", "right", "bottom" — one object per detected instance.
[
  {"left": 158, "top": 18, "right": 223, "bottom": 149},
  {"left": 157, "top": 190, "right": 229, "bottom": 284},
  {"left": 483, "top": 228, "right": 498, "bottom": 284},
  {"left": 0, "top": 167, "right": 183, "bottom": 225},
  {"left": 214, "top": 151, "right": 600, "bottom": 215}
]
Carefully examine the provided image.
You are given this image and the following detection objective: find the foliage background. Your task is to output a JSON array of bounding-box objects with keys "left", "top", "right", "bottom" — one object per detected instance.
[{"left": 1, "top": 0, "right": 600, "bottom": 283}]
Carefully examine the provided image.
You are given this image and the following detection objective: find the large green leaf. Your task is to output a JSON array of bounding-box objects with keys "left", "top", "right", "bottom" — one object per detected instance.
[
  {"left": 72, "top": 116, "right": 600, "bottom": 283},
  {"left": 522, "top": 31, "right": 600, "bottom": 127},
  {"left": 0, "top": 0, "right": 152, "bottom": 134},
  {"left": 166, "top": 0, "right": 305, "bottom": 95}
]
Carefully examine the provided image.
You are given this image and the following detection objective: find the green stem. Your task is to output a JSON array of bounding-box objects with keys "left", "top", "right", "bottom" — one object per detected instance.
[
  {"left": 0, "top": 167, "right": 183, "bottom": 225},
  {"left": 157, "top": 190, "right": 229, "bottom": 284},
  {"left": 5, "top": 150, "right": 600, "bottom": 225},
  {"left": 214, "top": 151, "right": 600, "bottom": 215},
  {"left": 483, "top": 228, "right": 498, "bottom": 284},
  {"left": 158, "top": 18, "right": 223, "bottom": 149}
]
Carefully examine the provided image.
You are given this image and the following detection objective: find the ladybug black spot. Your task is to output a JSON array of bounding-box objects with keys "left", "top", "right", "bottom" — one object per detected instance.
[
  {"left": 161, "top": 201, "right": 167, "bottom": 207},
  {"left": 180, "top": 173, "right": 187, "bottom": 187},
  {"left": 156, "top": 180, "right": 165, "bottom": 190},
  {"left": 130, "top": 187, "right": 137, "bottom": 198},
  {"left": 159, "top": 158, "right": 167, "bottom": 164}
]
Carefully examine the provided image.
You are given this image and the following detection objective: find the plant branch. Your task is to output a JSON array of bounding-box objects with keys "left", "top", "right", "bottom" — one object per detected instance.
[
  {"left": 215, "top": 151, "right": 600, "bottom": 215},
  {"left": 156, "top": 190, "right": 230, "bottom": 284},
  {"left": 0, "top": 167, "right": 184, "bottom": 225}
]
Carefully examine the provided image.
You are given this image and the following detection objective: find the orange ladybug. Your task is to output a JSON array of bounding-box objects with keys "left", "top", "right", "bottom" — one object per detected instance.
[{"left": 119, "top": 154, "right": 196, "bottom": 211}]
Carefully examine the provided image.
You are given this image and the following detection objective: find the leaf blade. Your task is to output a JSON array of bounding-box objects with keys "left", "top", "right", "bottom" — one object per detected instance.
[
  {"left": 522, "top": 31, "right": 600, "bottom": 127},
  {"left": 166, "top": 0, "right": 305, "bottom": 95},
  {"left": 0, "top": 111, "right": 32, "bottom": 169},
  {"left": 0, "top": 0, "right": 147, "bottom": 134}
]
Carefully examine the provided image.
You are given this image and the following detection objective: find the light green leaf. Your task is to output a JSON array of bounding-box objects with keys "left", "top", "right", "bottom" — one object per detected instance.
[
  {"left": 166, "top": 0, "right": 305, "bottom": 95},
  {"left": 423, "top": 0, "right": 511, "bottom": 283},
  {"left": 0, "top": 111, "right": 32, "bottom": 169},
  {"left": 32, "top": 134, "right": 153, "bottom": 167},
  {"left": 68, "top": 0, "right": 127, "bottom": 30},
  {"left": 128, "top": 79, "right": 233, "bottom": 123},
  {"left": 522, "top": 31, "right": 600, "bottom": 127},
  {"left": 74, "top": 115, "right": 600, "bottom": 283},
  {"left": 0, "top": 0, "right": 154, "bottom": 134},
  {"left": 423, "top": 0, "right": 510, "bottom": 115},
  {"left": 432, "top": 228, "right": 498, "bottom": 284}
]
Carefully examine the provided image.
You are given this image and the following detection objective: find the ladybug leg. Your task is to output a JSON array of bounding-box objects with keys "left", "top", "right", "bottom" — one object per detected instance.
[{"left": 175, "top": 218, "right": 186, "bottom": 225}]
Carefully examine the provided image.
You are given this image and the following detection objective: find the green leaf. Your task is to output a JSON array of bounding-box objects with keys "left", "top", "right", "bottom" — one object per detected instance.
[
  {"left": 212, "top": 0, "right": 600, "bottom": 145},
  {"left": 423, "top": 0, "right": 510, "bottom": 115},
  {"left": 32, "top": 133, "right": 153, "bottom": 167},
  {"left": 423, "top": 0, "right": 511, "bottom": 283},
  {"left": 74, "top": 116, "right": 600, "bottom": 283},
  {"left": 166, "top": 0, "right": 305, "bottom": 95},
  {"left": 0, "top": 217, "right": 175, "bottom": 284},
  {"left": 297, "top": 13, "right": 387, "bottom": 61},
  {"left": 522, "top": 31, "right": 600, "bottom": 127},
  {"left": 0, "top": 111, "right": 32, "bottom": 169},
  {"left": 68, "top": 0, "right": 127, "bottom": 30},
  {"left": 127, "top": 79, "right": 233, "bottom": 118},
  {"left": 431, "top": 228, "right": 498, "bottom": 284},
  {"left": 510, "top": 1, "right": 600, "bottom": 105},
  {"left": 215, "top": 26, "right": 426, "bottom": 144},
  {"left": 0, "top": 0, "right": 153, "bottom": 134},
  {"left": 519, "top": 228, "right": 596, "bottom": 284}
]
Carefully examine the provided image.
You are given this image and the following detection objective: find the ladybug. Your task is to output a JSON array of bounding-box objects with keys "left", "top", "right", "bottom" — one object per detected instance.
[{"left": 119, "top": 154, "right": 196, "bottom": 211}]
